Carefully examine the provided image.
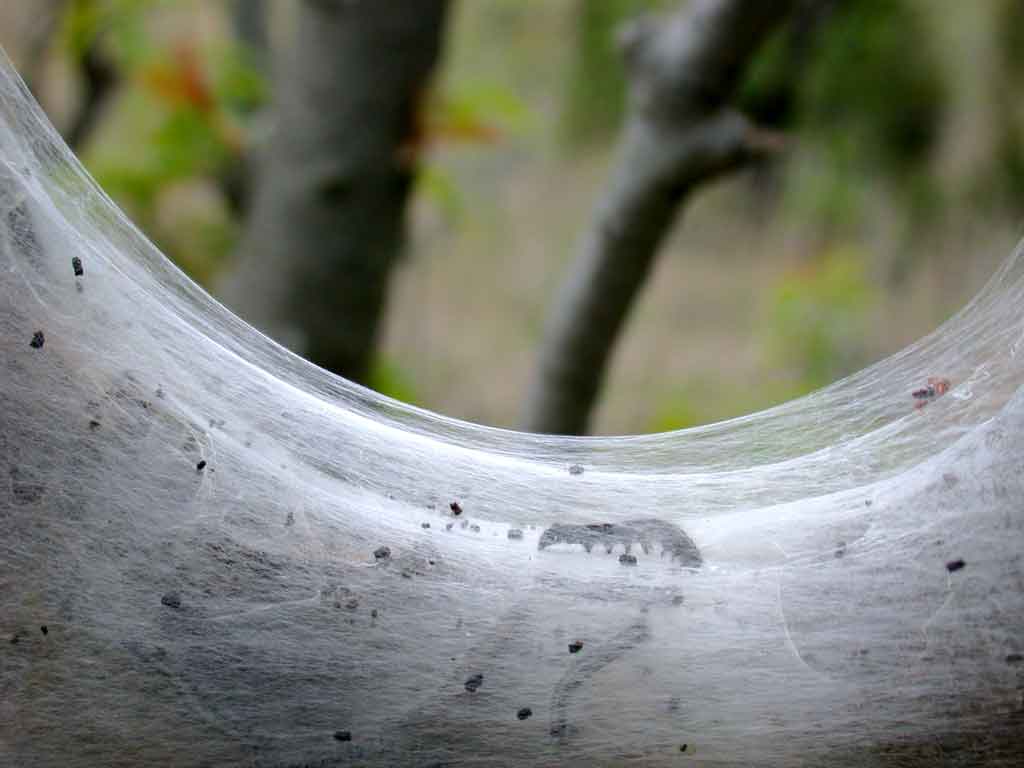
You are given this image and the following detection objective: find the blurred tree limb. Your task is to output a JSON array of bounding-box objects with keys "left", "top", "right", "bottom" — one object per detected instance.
[
  {"left": 231, "top": 0, "right": 270, "bottom": 77},
  {"left": 66, "top": 30, "right": 118, "bottom": 150},
  {"left": 523, "top": 0, "right": 793, "bottom": 434},
  {"left": 219, "top": 0, "right": 271, "bottom": 215},
  {"left": 220, "top": 0, "right": 450, "bottom": 383},
  {"left": 17, "top": 0, "right": 117, "bottom": 151}
]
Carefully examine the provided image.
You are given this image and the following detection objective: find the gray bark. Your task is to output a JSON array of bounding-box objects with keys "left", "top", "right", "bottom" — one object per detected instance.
[
  {"left": 522, "top": 0, "right": 794, "bottom": 435},
  {"left": 219, "top": 0, "right": 450, "bottom": 384},
  {"left": 218, "top": 0, "right": 271, "bottom": 216},
  {"left": 231, "top": 0, "right": 270, "bottom": 76}
]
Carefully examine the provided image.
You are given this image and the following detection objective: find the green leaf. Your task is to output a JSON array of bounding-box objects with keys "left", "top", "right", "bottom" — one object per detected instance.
[
  {"left": 150, "top": 109, "right": 229, "bottom": 180},
  {"left": 416, "top": 164, "right": 464, "bottom": 225},
  {"left": 766, "top": 246, "right": 877, "bottom": 390},
  {"left": 369, "top": 359, "right": 422, "bottom": 407},
  {"left": 209, "top": 42, "right": 268, "bottom": 117}
]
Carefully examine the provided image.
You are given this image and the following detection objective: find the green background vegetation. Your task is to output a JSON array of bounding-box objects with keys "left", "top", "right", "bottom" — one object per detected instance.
[{"left": 4, "top": 0, "right": 1022, "bottom": 433}]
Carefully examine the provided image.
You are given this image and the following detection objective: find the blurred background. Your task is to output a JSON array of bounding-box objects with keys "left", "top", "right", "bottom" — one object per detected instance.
[{"left": 1, "top": 0, "right": 1022, "bottom": 435}]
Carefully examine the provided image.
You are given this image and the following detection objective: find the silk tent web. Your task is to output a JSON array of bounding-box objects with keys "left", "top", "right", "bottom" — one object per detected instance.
[{"left": 1, "top": 50, "right": 1023, "bottom": 767}]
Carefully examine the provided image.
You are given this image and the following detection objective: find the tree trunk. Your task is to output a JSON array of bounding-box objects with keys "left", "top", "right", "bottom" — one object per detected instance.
[
  {"left": 522, "top": 0, "right": 793, "bottom": 435},
  {"left": 219, "top": 0, "right": 450, "bottom": 384}
]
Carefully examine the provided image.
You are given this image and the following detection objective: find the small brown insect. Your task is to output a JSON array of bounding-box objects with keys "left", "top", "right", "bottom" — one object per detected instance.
[
  {"left": 30, "top": 331, "right": 44, "bottom": 349},
  {"left": 72, "top": 256, "right": 83, "bottom": 277},
  {"left": 912, "top": 377, "right": 951, "bottom": 409},
  {"left": 449, "top": 501, "right": 463, "bottom": 516}
]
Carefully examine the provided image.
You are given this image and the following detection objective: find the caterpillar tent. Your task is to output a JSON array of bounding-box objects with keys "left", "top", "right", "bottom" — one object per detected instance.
[{"left": 1, "top": 51, "right": 1022, "bottom": 766}]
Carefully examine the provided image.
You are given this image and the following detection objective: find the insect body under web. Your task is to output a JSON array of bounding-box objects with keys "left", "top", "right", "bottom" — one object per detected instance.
[{"left": 537, "top": 518, "right": 702, "bottom": 567}]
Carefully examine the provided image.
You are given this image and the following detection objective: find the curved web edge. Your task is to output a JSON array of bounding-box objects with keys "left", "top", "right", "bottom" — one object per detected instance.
[{"left": 1, "top": 47, "right": 1024, "bottom": 484}]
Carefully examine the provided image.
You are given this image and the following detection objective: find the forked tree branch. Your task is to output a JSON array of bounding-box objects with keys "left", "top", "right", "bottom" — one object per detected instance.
[{"left": 522, "top": 0, "right": 794, "bottom": 435}]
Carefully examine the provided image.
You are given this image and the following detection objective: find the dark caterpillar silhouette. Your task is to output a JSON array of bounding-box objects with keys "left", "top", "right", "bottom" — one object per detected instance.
[{"left": 538, "top": 518, "right": 701, "bottom": 567}]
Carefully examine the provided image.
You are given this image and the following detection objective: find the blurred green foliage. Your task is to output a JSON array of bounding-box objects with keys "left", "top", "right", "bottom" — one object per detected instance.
[
  {"left": 560, "top": 0, "right": 640, "bottom": 147},
  {"left": 416, "top": 78, "right": 535, "bottom": 225},
  {"left": 801, "top": 1, "right": 944, "bottom": 171},
  {"left": 648, "top": 377, "right": 800, "bottom": 434},
  {"left": 648, "top": 389, "right": 702, "bottom": 432},
  {"left": 369, "top": 358, "right": 422, "bottom": 408},
  {"left": 63, "top": 0, "right": 154, "bottom": 66},
  {"left": 23, "top": 0, "right": 1024, "bottom": 423},
  {"left": 741, "top": 0, "right": 946, "bottom": 235},
  {"left": 62, "top": 0, "right": 267, "bottom": 283},
  {"left": 974, "top": 0, "right": 1024, "bottom": 211},
  {"left": 416, "top": 165, "right": 465, "bottom": 225},
  {"left": 650, "top": 246, "right": 876, "bottom": 432},
  {"left": 766, "top": 245, "right": 877, "bottom": 390},
  {"left": 437, "top": 79, "right": 534, "bottom": 140},
  {"left": 560, "top": 0, "right": 668, "bottom": 148}
]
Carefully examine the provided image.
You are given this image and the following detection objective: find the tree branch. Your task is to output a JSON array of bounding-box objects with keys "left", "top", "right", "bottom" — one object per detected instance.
[
  {"left": 522, "top": 0, "right": 794, "bottom": 435},
  {"left": 231, "top": 0, "right": 270, "bottom": 77},
  {"left": 65, "top": 39, "right": 118, "bottom": 151},
  {"left": 216, "top": 0, "right": 272, "bottom": 217},
  {"left": 219, "top": 0, "right": 450, "bottom": 383}
]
